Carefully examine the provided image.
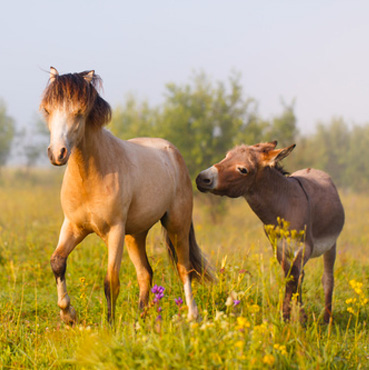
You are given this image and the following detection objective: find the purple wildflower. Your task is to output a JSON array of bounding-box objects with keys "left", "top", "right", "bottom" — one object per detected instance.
[
  {"left": 233, "top": 299, "right": 241, "bottom": 307},
  {"left": 156, "top": 314, "right": 162, "bottom": 321},
  {"left": 175, "top": 297, "right": 183, "bottom": 307},
  {"left": 157, "top": 306, "right": 163, "bottom": 312}
]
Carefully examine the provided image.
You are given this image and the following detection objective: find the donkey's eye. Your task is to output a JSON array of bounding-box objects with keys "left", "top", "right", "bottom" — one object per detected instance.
[{"left": 237, "top": 166, "right": 248, "bottom": 175}]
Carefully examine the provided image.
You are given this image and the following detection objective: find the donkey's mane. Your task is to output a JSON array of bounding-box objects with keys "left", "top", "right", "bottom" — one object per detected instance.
[
  {"left": 41, "top": 71, "right": 112, "bottom": 127},
  {"left": 273, "top": 163, "right": 290, "bottom": 176}
]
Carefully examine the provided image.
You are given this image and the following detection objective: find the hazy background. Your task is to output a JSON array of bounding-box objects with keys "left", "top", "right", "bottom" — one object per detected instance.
[{"left": 1, "top": 0, "right": 369, "bottom": 133}]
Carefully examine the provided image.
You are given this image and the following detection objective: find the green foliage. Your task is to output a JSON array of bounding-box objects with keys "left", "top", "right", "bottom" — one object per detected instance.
[
  {"left": 287, "top": 118, "right": 369, "bottom": 191},
  {"left": 110, "top": 95, "right": 158, "bottom": 140},
  {"left": 0, "top": 99, "right": 15, "bottom": 167}
]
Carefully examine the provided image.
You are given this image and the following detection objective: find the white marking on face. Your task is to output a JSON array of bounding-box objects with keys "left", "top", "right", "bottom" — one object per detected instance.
[{"left": 49, "top": 109, "right": 71, "bottom": 153}]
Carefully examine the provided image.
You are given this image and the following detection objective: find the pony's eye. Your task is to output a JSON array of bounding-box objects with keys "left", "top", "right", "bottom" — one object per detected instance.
[
  {"left": 237, "top": 166, "right": 248, "bottom": 175},
  {"left": 43, "top": 108, "right": 49, "bottom": 115}
]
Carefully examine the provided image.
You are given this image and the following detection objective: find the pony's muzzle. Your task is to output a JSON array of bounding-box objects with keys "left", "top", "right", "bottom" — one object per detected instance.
[
  {"left": 196, "top": 167, "right": 218, "bottom": 192},
  {"left": 48, "top": 146, "right": 69, "bottom": 166}
]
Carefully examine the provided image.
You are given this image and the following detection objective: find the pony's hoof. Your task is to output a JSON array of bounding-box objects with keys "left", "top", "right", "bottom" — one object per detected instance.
[
  {"left": 60, "top": 306, "right": 77, "bottom": 326},
  {"left": 187, "top": 307, "right": 199, "bottom": 321}
]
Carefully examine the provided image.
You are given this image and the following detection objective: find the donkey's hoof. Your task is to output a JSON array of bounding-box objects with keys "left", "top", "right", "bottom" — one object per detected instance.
[
  {"left": 324, "top": 313, "right": 333, "bottom": 324},
  {"left": 60, "top": 306, "right": 77, "bottom": 326},
  {"left": 299, "top": 307, "right": 308, "bottom": 324}
]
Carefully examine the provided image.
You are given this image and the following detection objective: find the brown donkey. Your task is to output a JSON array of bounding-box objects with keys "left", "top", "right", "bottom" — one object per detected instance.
[
  {"left": 40, "top": 67, "right": 212, "bottom": 324},
  {"left": 196, "top": 141, "right": 344, "bottom": 322}
]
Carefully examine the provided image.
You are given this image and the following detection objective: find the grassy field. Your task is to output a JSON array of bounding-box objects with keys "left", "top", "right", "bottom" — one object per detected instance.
[{"left": 0, "top": 169, "right": 368, "bottom": 369}]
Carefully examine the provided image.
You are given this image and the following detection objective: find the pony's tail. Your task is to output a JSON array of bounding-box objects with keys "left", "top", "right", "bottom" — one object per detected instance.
[{"left": 165, "top": 222, "right": 215, "bottom": 283}]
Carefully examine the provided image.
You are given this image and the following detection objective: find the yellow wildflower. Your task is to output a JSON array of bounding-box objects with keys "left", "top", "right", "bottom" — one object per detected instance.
[
  {"left": 235, "top": 340, "right": 244, "bottom": 349},
  {"left": 274, "top": 343, "right": 287, "bottom": 356},
  {"left": 263, "top": 354, "right": 275, "bottom": 366},
  {"left": 347, "top": 307, "right": 355, "bottom": 315},
  {"left": 249, "top": 304, "right": 260, "bottom": 313},
  {"left": 236, "top": 317, "right": 250, "bottom": 330}
]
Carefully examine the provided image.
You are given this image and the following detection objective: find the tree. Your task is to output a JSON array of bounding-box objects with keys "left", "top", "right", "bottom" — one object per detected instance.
[
  {"left": 110, "top": 95, "right": 158, "bottom": 140},
  {"left": 156, "top": 71, "right": 256, "bottom": 179},
  {"left": 20, "top": 115, "right": 50, "bottom": 168},
  {"left": 267, "top": 100, "right": 298, "bottom": 147},
  {"left": 0, "top": 99, "right": 15, "bottom": 167}
]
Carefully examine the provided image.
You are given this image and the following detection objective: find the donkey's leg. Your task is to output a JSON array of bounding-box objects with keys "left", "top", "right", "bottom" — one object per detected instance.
[
  {"left": 104, "top": 224, "right": 125, "bottom": 323},
  {"left": 125, "top": 232, "right": 153, "bottom": 309},
  {"left": 322, "top": 244, "right": 336, "bottom": 323},
  {"left": 282, "top": 244, "right": 311, "bottom": 322},
  {"left": 50, "top": 219, "right": 87, "bottom": 325}
]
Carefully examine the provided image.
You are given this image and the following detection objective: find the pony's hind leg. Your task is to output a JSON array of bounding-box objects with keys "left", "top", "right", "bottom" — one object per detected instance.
[
  {"left": 125, "top": 231, "right": 153, "bottom": 309},
  {"left": 322, "top": 244, "right": 336, "bottom": 323},
  {"left": 104, "top": 224, "right": 125, "bottom": 323},
  {"left": 166, "top": 227, "right": 199, "bottom": 320},
  {"left": 50, "top": 219, "right": 87, "bottom": 325}
]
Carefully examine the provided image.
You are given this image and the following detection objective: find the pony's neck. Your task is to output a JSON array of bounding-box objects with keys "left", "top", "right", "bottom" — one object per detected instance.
[
  {"left": 244, "top": 167, "right": 293, "bottom": 226},
  {"left": 68, "top": 125, "right": 107, "bottom": 180}
]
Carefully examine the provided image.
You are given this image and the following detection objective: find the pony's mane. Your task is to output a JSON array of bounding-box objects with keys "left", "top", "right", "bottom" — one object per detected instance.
[{"left": 40, "top": 71, "right": 112, "bottom": 127}]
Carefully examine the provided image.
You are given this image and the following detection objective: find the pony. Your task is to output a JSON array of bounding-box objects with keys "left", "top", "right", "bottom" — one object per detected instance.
[
  {"left": 196, "top": 141, "right": 344, "bottom": 322},
  {"left": 40, "top": 67, "right": 212, "bottom": 324}
]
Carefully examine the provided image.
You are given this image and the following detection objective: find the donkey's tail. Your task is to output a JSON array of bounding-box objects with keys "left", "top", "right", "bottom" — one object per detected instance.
[{"left": 165, "top": 222, "right": 215, "bottom": 282}]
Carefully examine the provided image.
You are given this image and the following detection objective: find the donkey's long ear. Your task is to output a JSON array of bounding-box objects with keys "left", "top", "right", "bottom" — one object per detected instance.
[
  {"left": 50, "top": 66, "right": 59, "bottom": 82},
  {"left": 262, "top": 144, "right": 296, "bottom": 166},
  {"left": 83, "top": 70, "right": 95, "bottom": 84}
]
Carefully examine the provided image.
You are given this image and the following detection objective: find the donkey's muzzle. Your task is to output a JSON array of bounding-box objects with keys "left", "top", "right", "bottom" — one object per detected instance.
[
  {"left": 196, "top": 167, "right": 218, "bottom": 192},
  {"left": 48, "top": 146, "right": 69, "bottom": 166}
]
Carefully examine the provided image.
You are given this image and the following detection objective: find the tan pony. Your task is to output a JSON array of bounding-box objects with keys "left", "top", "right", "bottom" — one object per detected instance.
[
  {"left": 40, "top": 67, "right": 212, "bottom": 324},
  {"left": 196, "top": 141, "right": 345, "bottom": 322}
]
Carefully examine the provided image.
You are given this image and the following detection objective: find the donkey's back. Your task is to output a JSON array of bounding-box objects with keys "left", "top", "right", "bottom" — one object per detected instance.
[{"left": 291, "top": 168, "right": 345, "bottom": 258}]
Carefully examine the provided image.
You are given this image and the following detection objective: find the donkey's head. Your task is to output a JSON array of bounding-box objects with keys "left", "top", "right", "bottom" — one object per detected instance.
[
  {"left": 196, "top": 141, "right": 296, "bottom": 198},
  {"left": 40, "top": 67, "right": 111, "bottom": 166}
]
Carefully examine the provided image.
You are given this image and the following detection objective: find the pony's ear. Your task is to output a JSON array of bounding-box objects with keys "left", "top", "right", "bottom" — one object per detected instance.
[
  {"left": 83, "top": 70, "right": 95, "bottom": 83},
  {"left": 262, "top": 144, "right": 296, "bottom": 166},
  {"left": 50, "top": 66, "right": 59, "bottom": 82}
]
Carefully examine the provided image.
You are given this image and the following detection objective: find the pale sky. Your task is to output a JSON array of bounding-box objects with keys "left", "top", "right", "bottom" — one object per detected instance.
[{"left": 1, "top": 0, "right": 369, "bottom": 137}]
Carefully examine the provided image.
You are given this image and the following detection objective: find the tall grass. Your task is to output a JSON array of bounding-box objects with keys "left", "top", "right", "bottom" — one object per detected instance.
[{"left": 0, "top": 169, "right": 368, "bottom": 369}]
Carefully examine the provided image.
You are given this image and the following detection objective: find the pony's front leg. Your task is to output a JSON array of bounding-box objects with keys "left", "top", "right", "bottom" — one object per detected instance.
[
  {"left": 50, "top": 219, "right": 87, "bottom": 325},
  {"left": 104, "top": 225, "right": 125, "bottom": 323}
]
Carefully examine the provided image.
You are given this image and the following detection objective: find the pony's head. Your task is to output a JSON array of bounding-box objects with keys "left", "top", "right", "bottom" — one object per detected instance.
[{"left": 40, "top": 67, "right": 112, "bottom": 166}]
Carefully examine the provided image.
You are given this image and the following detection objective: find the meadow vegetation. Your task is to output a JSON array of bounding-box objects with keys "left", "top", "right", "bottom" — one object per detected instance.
[{"left": 0, "top": 169, "right": 368, "bottom": 369}]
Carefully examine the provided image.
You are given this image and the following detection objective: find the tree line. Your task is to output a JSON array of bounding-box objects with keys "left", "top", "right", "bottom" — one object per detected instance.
[{"left": 0, "top": 72, "right": 368, "bottom": 191}]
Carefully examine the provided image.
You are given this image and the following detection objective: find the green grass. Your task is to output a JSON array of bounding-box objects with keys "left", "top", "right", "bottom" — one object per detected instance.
[{"left": 0, "top": 169, "right": 368, "bottom": 369}]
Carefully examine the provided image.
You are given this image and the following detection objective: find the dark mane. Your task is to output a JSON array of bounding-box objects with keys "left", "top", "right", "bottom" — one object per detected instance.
[
  {"left": 273, "top": 162, "right": 290, "bottom": 176},
  {"left": 40, "top": 71, "right": 111, "bottom": 127}
]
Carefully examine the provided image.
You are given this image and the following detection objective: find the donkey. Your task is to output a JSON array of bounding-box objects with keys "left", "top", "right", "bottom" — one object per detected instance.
[
  {"left": 196, "top": 141, "right": 345, "bottom": 322},
  {"left": 40, "top": 67, "right": 212, "bottom": 324}
]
